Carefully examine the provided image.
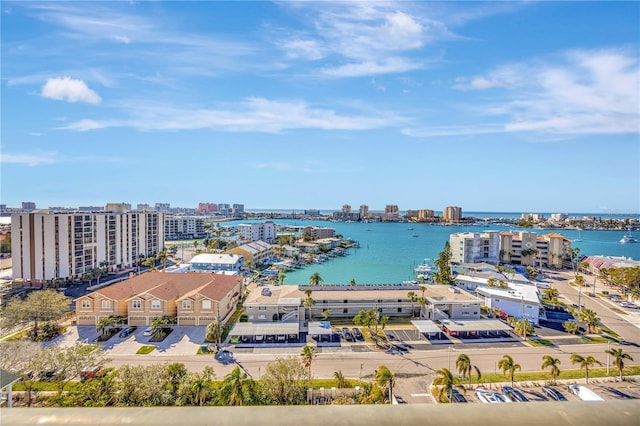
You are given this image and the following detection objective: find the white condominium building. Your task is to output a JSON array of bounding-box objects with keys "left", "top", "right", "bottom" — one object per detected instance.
[
  {"left": 11, "top": 210, "right": 164, "bottom": 283},
  {"left": 237, "top": 221, "right": 276, "bottom": 243},
  {"left": 450, "top": 231, "right": 501, "bottom": 265},
  {"left": 499, "top": 231, "right": 570, "bottom": 268},
  {"left": 165, "top": 216, "right": 205, "bottom": 240}
]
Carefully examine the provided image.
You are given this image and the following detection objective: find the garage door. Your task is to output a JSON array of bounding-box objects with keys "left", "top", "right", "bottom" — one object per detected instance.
[
  {"left": 128, "top": 316, "right": 147, "bottom": 326},
  {"left": 178, "top": 316, "right": 197, "bottom": 326}
]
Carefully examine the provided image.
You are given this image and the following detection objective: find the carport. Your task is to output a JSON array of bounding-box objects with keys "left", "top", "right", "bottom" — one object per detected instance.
[
  {"left": 439, "top": 319, "right": 512, "bottom": 338},
  {"left": 228, "top": 322, "right": 300, "bottom": 344},
  {"left": 411, "top": 320, "right": 444, "bottom": 339},
  {"left": 308, "top": 321, "right": 333, "bottom": 342}
]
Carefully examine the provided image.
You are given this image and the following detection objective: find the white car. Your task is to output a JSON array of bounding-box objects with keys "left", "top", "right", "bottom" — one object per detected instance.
[
  {"left": 143, "top": 326, "right": 153, "bottom": 336},
  {"left": 475, "top": 389, "right": 503, "bottom": 404}
]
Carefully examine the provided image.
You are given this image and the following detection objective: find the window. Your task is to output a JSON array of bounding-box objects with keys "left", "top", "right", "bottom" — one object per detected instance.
[
  {"left": 81, "top": 300, "right": 91, "bottom": 309},
  {"left": 101, "top": 300, "right": 111, "bottom": 309},
  {"left": 182, "top": 300, "right": 192, "bottom": 310},
  {"left": 132, "top": 300, "right": 141, "bottom": 309},
  {"left": 343, "top": 308, "right": 348, "bottom": 314},
  {"left": 202, "top": 300, "right": 211, "bottom": 310},
  {"left": 151, "top": 300, "right": 161, "bottom": 309},
  {"left": 258, "top": 306, "right": 266, "bottom": 311}
]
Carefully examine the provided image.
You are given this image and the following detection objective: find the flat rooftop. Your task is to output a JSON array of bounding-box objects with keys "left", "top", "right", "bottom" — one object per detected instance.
[
  {"left": 228, "top": 322, "right": 299, "bottom": 336},
  {"left": 439, "top": 319, "right": 512, "bottom": 332}
]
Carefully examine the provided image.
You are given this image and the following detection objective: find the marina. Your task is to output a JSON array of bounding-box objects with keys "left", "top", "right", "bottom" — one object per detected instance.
[{"left": 222, "top": 219, "right": 640, "bottom": 285}]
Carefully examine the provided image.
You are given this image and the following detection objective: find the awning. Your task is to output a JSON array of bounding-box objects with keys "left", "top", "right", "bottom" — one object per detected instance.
[
  {"left": 308, "top": 321, "right": 332, "bottom": 335},
  {"left": 440, "top": 319, "right": 512, "bottom": 332},
  {"left": 411, "top": 320, "right": 442, "bottom": 334},
  {"left": 229, "top": 322, "right": 299, "bottom": 336}
]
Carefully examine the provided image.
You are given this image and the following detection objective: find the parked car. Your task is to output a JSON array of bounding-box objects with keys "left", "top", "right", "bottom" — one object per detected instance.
[
  {"left": 80, "top": 367, "right": 102, "bottom": 381},
  {"left": 341, "top": 327, "right": 354, "bottom": 342},
  {"left": 143, "top": 326, "right": 153, "bottom": 336},
  {"left": 40, "top": 369, "right": 63, "bottom": 381},
  {"left": 475, "top": 389, "right": 502, "bottom": 404},
  {"left": 502, "top": 386, "right": 528, "bottom": 402},
  {"left": 119, "top": 326, "right": 137, "bottom": 338},
  {"left": 450, "top": 389, "right": 467, "bottom": 403},
  {"left": 352, "top": 327, "right": 364, "bottom": 341},
  {"left": 542, "top": 386, "right": 567, "bottom": 401}
]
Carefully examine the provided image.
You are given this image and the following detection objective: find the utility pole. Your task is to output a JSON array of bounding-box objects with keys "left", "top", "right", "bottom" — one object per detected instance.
[
  {"left": 607, "top": 341, "right": 610, "bottom": 376},
  {"left": 521, "top": 296, "right": 527, "bottom": 341}
]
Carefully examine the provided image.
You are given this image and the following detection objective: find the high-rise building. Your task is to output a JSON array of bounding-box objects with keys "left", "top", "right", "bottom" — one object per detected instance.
[
  {"left": 197, "top": 203, "right": 218, "bottom": 215},
  {"left": 165, "top": 216, "right": 206, "bottom": 240},
  {"left": 11, "top": 210, "right": 164, "bottom": 283},
  {"left": 154, "top": 203, "right": 171, "bottom": 213},
  {"left": 21, "top": 202, "right": 36, "bottom": 212},
  {"left": 359, "top": 205, "right": 369, "bottom": 220},
  {"left": 418, "top": 209, "right": 435, "bottom": 221},
  {"left": 384, "top": 205, "right": 399, "bottom": 221},
  {"left": 232, "top": 204, "right": 245, "bottom": 215},
  {"left": 218, "top": 203, "right": 231, "bottom": 215},
  {"left": 304, "top": 209, "right": 320, "bottom": 217},
  {"left": 341, "top": 204, "right": 352, "bottom": 214},
  {"left": 443, "top": 206, "right": 462, "bottom": 223},
  {"left": 137, "top": 203, "right": 151, "bottom": 211}
]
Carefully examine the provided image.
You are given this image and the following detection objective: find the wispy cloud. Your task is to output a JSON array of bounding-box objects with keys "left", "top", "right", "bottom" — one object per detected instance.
[
  {"left": 41, "top": 77, "right": 102, "bottom": 104},
  {"left": 58, "top": 97, "right": 407, "bottom": 133},
  {"left": 406, "top": 48, "right": 639, "bottom": 137},
  {"left": 1, "top": 152, "right": 58, "bottom": 166},
  {"left": 251, "top": 162, "right": 314, "bottom": 173}
]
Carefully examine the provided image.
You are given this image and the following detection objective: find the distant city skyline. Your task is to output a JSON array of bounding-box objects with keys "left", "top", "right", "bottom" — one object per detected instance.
[{"left": 2, "top": 1, "right": 638, "bottom": 213}]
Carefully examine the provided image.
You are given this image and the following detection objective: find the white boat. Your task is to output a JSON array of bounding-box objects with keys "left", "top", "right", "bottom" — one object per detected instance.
[
  {"left": 414, "top": 260, "right": 433, "bottom": 274},
  {"left": 620, "top": 235, "right": 638, "bottom": 244}
]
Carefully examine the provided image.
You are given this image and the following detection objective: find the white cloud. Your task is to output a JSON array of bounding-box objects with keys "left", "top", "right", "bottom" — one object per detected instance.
[
  {"left": 322, "top": 58, "right": 423, "bottom": 78},
  {"left": 1, "top": 152, "right": 57, "bottom": 166},
  {"left": 434, "top": 48, "right": 640, "bottom": 137},
  {"left": 59, "top": 97, "right": 407, "bottom": 133},
  {"left": 41, "top": 77, "right": 102, "bottom": 104}
]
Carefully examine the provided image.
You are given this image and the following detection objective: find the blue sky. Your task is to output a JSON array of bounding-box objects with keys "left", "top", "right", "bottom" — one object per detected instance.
[{"left": 2, "top": 1, "right": 639, "bottom": 213}]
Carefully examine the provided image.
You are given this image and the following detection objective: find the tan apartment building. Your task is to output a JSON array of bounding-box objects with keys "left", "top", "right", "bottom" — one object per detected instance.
[
  {"left": 11, "top": 209, "right": 163, "bottom": 283},
  {"left": 418, "top": 209, "right": 435, "bottom": 221},
  {"left": 499, "top": 231, "right": 570, "bottom": 267},
  {"left": 443, "top": 206, "right": 462, "bottom": 223},
  {"left": 226, "top": 241, "right": 274, "bottom": 266},
  {"left": 76, "top": 271, "right": 242, "bottom": 326}
]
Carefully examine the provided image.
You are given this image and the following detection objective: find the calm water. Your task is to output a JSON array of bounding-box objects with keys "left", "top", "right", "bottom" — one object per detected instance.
[{"left": 223, "top": 220, "right": 640, "bottom": 285}]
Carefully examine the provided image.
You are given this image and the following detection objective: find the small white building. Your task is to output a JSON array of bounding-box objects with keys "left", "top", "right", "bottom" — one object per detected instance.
[
  {"left": 476, "top": 283, "right": 541, "bottom": 325},
  {"left": 450, "top": 231, "right": 500, "bottom": 265},
  {"left": 237, "top": 222, "right": 276, "bottom": 243},
  {"left": 189, "top": 253, "right": 244, "bottom": 272}
]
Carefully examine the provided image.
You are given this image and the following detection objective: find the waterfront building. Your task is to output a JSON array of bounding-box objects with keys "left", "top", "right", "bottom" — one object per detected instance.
[
  {"left": 237, "top": 222, "right": 276, "bottom": 243},
  {"left": 232, "top": 204, "right": 245, "bottom": 215},
  {"left": 136, "top": 203, "right": 151, "bottom": 211},
  {"left": 75, "top": 271, "right": 242, "bottom": 326},
  {"left": 226, "top": 241, "right": 274, "bottom": 266},
  {"left": 404, "top": 210, "right": 419, "bottom": 220},
  {"left": 197, "top": 203, "right": 218, "bottom": 215},
  {"left": 105, "top": 203, "right": 130, "bottom": 213},
  {"left": 384, "top": 205, "right": 400, "bottom": 221},
  {"left": 332, "top": 204, "right": 360, "bottom": 221},
  {"left": 165, "top": 216, "right": 206, "bottom": 240},
  {"left": 189, "top": 253, "right": 244, "bottom": 273},
  {"left": 302, "top": 226, "right": 336, "bottom": 239},
  {"left": 521, "top": 213, "right": 545, "bottom": 222},
  {"left": 499, "top": 231, "right": 570, "bottom": 268},
  {"left": 359, "top": 205, "right": 369, "bottom": 220},
  {"left": 450, "top": 231, "right": 501, "bottom": 265},
  {"left": 582, "top": 255, "right": 640, "bottom": 275},
  {"left": 443, "top": 206, "right": 462, "bottom": 223},
  {"left": 21, "top": 202, "right": 36, "bottom": 212},
  {"left": 11, "top": 209, "right": 164, "bottom": 283},
  {"left": 218, "top": 203, "right": 231, "bottom": 215},
  {"left": 550, "top": 213, "right": 568, "bottom": 222},
  {"left": 304, "top": 209, "right": 320, "bottom": 217},
  {"left": 418, "top": 209, "right": 435, "bottom": 221}
]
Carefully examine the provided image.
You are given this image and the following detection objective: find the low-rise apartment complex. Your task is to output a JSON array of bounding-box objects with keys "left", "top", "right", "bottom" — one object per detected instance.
[
  {"left": 164, "top": 216, "right": 206, "bottom": 240},
  {"left": 76, "top": 271, "right": 242, "bottom": 326},
  {"left": 226, "top": 241, "right": 274, "bottom": 266}
]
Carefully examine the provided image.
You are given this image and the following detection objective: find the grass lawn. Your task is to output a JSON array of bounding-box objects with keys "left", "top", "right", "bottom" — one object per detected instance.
[
  {"left": 136, "top": 345, "right": 156, "bottom": 355},
  {"left": 471, "top": 366, "right": 640, "bottom": 384},
  {"left": 310, "top": 378, "right": 359, "bottom": 389},
  {"left": 527, "top": 339, "right": 554, "bottom": 347},
  {"left": 580, "top": 335, "right": 617, "bottom": 344}
]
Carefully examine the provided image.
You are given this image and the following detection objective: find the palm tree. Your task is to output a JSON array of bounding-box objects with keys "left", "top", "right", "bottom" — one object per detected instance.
[
  {"left": 304, "top": 296, "right": 315, "bottom": 322},
  {"left": 193, "top": 240, "right": 199, "bottom": 252},
  {"left": 333, "top": 370, "right": 347, "bottom": 388},
  {"left": 570, "top": 354, "right": 602, "bottom": 384},
  {"left": 374, "top": 365, "right": 396, "bottom": 402},
  {"left": 150, "top": 316, "right": 169, "bottom": 339},
  {"left": 321, "top": 309, "right": 330, "bottom": 321},
  {"left": 497, "top": 355, "right": 521, "bottom": 387},
  {"left": 456, "top": 354, "right": 481, "bottom": 387},
  {"left": 142, "top": 256, "right": 157, "bottom": 271},
  {"left": 309, "top": 272, "right": 323, "bottom": 285},
  {"left": 301, "top": 345, "right": 317, "bottom": 388},
  {"left": 605, "top": 347, "right": 633, "bottom": 381},
  {"left": 579, "top": 308, "right": 600, "bottom": 333},
  {"left": 541, "top": 355, "right": 561, "bottom": 385},
  {"left": 96, "top": 316, "right": 116, "bottom": 338},
  {"left": 218, "top": 366, "right": 252, "bottom": 406},
  {"left": 417, "top": 296, "right": 427, "bottom": 319},
  {"left": 407, "top": 291, "right": 417, "bottom": 317},
  {"left": 278, "top": 270, "right": 286, "bottom": 286},
  {"left": 349, "top": 278, "right": 356, "bottom": 286},
  {"left": 432, "top": 368, "right": 464, "bottom": 403},
  {"left": 157, "top": 248, "right": 169, "bottom": 271},
  {"left": 206, "top": 320, "right": 223, "bottom": 352}
]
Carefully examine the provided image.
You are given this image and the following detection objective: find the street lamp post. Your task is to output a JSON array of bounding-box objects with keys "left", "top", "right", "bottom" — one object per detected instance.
[
  {"left": 607, "top": 341, "right": 610, "bottom": 376},
  {"left": 578, "top": 286, "right": 582, "bottom": 311},
  {"left": 448, "top": 347, "right": 455, "bottom": 371}
]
